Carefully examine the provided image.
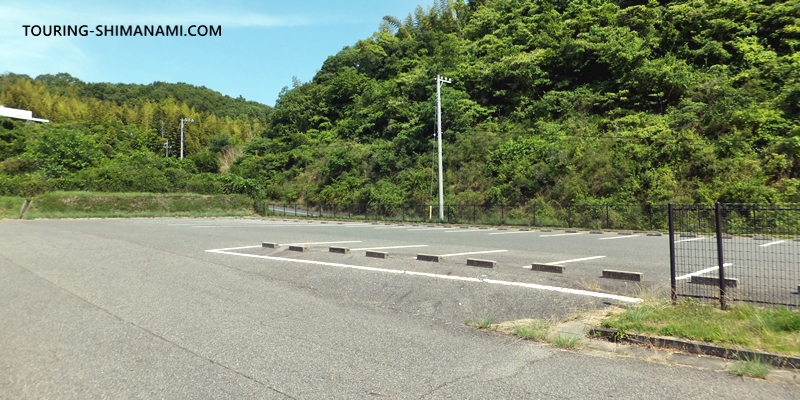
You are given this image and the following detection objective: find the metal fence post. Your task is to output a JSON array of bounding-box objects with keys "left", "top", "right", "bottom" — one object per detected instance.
[
  {"left": 668, "top": 203, "right": 677, "bottom": 304},
  {"left": 568, "top": 204, "right": 572, "bottom": 228},
  {"left": 715, "top": 202, "right": 727, "bottom": 310}
]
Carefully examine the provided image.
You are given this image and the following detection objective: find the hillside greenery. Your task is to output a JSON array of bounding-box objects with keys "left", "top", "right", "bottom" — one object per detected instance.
[{"left": 1, "top": 0, "right": 799, "bottom": 207}]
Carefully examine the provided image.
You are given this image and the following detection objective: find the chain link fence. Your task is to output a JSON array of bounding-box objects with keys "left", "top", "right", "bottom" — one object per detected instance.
[
  {"left": 669, "top": 203, "right": 800, "bottom": 309},
  {"left": 255, "top": 202, "right": 669, "bottom": 231}
]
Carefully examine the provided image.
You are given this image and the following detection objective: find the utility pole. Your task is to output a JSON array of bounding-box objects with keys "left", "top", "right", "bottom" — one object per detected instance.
[
  {"left": 180, "top": 118, "right": 195, "bottom": 160},
  {"left": 436, "top": 75, "right": 451, "bottom": 221}
]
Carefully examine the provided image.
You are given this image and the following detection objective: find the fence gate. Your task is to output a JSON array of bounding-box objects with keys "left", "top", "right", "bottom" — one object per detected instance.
[{"left": 669, "top": 203, "right": 800, "bottom": 309}]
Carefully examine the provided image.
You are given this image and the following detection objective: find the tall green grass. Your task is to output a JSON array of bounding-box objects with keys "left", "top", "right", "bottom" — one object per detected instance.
[
  {"left": 22, "top": 191, "right": 256, "bottom": 219},
  {"left": 602, "top": 300, "right": 800, "bottom": 356},
  {"left": 0, "top": 196, "right": 25, "bottom": 219}
]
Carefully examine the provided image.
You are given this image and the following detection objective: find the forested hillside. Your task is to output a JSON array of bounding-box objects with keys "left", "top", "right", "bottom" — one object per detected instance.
[{"left": 2, "top": 0, "right": 799, "bottom": 206}]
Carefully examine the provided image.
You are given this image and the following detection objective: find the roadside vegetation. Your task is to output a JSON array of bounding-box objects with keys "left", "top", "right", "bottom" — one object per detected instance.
[
  {"left": 465, "top": 312, "right": 496, "bottom": 329},
  {"left": 0, "top": 195, "right": 24, "bottom": 219},
  {"left": 19, "top": 192, "right": 256, "bottom": 219},
  {"left": 731, "top": 356, "right": 771, "bottom": 379},
  {"left": 2, "top": 0, "right": 799, "bottom": 209},
  {"left": 601, "top": 299, "right": 800, "bottom": 356}
]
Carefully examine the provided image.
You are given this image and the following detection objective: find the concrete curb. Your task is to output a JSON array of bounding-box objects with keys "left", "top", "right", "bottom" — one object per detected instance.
[
  {"left": 589, "top": 327, "right": 800, "bottom": 369},
  {"left": 466, "top": 259, "right": 496, "bottom": 268},
  {"left": 417, "top": 254, "right": 442, "bottom": 262},
  {"left": 602, "top": 269, "right": 642, "bottom": 282},
  {"left": 288, "top": 245, "right": 308, "bottom": 252},
  {"left": 366, "top": 251, "right": 389, "bottom": 259},
  {"left": 531, "top": 263, "right": 565, "bottom": 273},
  {"left": 690, "top": 276, "right": 739, "bottom": 287},
  {"left": 329, "top": 247, "right": 350, "bottom": 254},
  {"left": 262, "top": 242, "right": 280, "bottom": 248}
]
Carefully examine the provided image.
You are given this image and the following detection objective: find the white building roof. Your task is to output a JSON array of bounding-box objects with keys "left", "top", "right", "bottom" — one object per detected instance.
[{"left": 0, "top": 106, "right": 49, "bottom": 123}]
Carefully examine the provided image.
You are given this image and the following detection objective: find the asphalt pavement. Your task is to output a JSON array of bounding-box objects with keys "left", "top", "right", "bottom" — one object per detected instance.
[{"left": 1, "top": 217, "right": 797, "bottom": 398}]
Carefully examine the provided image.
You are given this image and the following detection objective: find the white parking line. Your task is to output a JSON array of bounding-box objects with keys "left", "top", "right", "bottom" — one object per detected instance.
[
  {"left": 285, "top": 241, "right": 363, "bottom": 246},
  {"left": 210, "top": 245, "right": 264, "bottom": 251},
  {"left": 374, "top": 226, "right": 410, "bottom": 230},
  {"left": 351, "top": 245, "right": 429, "bottom": 251},
  {"left": 539, "top": 232, "right": 585, "bottom": 237},
  {"left": 439, "top": 250, "right": 508, "bottom": 257},
  {"left": 598, "top": 235, "right": 640, "bottom": 240},
  {"left": 760, "top": 240, "right": 785, "bottom": 247},
  {"left": 488, "top": 230, "right": 536, "bottom": 235},
  {"left": 675, "top": 263, "right": 732, "bottom": 281},
  {"left": 545, "top": 256, "right": 606, "bottom": 265},
  {"left": 444, "top": 230, "right": 490, "bottom": 233},
  {"left": 674, "top": 237, "right": 705, "bottom": 243},
  {"left": 407, "top": 227, "right": 450, "bottom": 231},
  {"left": 206, "top": 246, "right": 640, "bottom": 303}
]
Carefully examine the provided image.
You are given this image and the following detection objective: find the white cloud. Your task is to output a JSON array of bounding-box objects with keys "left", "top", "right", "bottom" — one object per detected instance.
[{"left": 0, "top": 35, "right": 94, "bottom": 78}]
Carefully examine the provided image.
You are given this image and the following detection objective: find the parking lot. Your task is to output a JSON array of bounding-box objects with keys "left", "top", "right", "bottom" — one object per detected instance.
[
  {"left": 159, "top": 218, "right": 674, "bottom": 299},
  {"left": 4, "top": 217, "right": 799, "bottom": 398}
]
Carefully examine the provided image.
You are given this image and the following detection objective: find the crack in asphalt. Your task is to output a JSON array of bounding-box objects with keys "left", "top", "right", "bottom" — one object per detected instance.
[{"left": 0, "top": 252, "right": 299, "bottom": 400}]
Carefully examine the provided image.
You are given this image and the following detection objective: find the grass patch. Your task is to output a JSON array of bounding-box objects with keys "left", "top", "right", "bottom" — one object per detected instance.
[
  {"left": 552, "top": 335, "right": 583, "bottom": 350},
  {"left": 601, "top": 299, "right": 800, "bottom": 356},
  {"left": 731, "top": 357, "right": 770, "bottom": 379},
  {"left": 23, "top": 191, "right": 256, "bottom": 218},
  {"left": 513, "top": 320, "right": 551, "bottom": 341},
  {"left": 465, "top": 313, "right": 496, "bottom": 329},
  {"left": 0, "top": 196, "right": 25, "bottom": 219}
]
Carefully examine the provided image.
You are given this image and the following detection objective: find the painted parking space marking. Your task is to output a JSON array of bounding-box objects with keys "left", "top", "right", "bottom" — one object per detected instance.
[
  {"left": 444, "top": 229, "right": 490, "bottom": 233},
  {"left": 351, "top": 245, "right": 428, "bottom": 251},
  {"left": 374, "top": 226, "right": 410, "bottom": 230},
  {"left": 207, "top": 246, "right": 640, "bottom": 303},
  {"left": 545, "top": 256, "right": 606, "bottom": 265},
  {"left": 539, "top": 232, "right": 586, "bottom": 238},
  {"left": 488, "top": 230, "right": 536, "bottom": 235},
  {"left": 439, "top": 250, "right": 508, "bottom": 257},
  {"left": 760, "top": 240, "right": 785, "bottom": 248},
  {"left": 598, "top": 235, "right": 640, "bottom": 240},
  {"left": 285, "top": 241, "right": 362, "bottom": 246},
  {"left": 212, "top": 245, "right": 264, "bottom": 251},
  {"left": 674, "top": 237, "right": 705, "bottom": 243},
  {"left": 407, "top": 227, "right": 450, "bottom": 231},
  {"left": 675, "top": 263, "right": 732, "bottom": 281}
]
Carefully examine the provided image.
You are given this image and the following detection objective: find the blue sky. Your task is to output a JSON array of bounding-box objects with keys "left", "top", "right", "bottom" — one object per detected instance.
[{"left": 1, "top": 0, "right": 431, "bottom": 106}]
